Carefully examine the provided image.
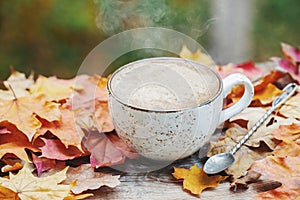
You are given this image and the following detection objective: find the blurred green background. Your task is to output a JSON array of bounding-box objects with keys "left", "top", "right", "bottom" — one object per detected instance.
[{"left": 0, "top": 0, "right": 299, "bottom": 79}]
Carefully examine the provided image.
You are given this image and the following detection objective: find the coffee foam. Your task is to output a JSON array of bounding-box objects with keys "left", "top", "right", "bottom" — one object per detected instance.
[{"left": 110, "top": 59, "right": 220, "bottom": 111}]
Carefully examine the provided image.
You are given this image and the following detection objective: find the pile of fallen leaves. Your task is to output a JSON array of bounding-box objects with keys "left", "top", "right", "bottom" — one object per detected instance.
[
  {"left": 0, "top": 71, "right": 138, "bottom": 199},
  {"left": 0, "top": 43, "right": 299, "bottom": 200},
  {"left": 173, "top": 43, "right": 300, "bottom": 199}
]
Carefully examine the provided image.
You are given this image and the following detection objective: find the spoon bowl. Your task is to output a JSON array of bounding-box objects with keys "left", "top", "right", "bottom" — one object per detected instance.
[{"left": 203, "top": 152, "right": 235, "bottom": 174}]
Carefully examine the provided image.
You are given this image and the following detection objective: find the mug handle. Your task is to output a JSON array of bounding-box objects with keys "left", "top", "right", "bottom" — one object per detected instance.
[{"left": 219, "top": 73, "right": 254, "bottom": 125}]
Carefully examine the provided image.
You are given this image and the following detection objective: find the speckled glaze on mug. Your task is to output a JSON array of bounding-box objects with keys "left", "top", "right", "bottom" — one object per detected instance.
[{"left": 108, "top": 57, "right": 254, "bottom": 161}]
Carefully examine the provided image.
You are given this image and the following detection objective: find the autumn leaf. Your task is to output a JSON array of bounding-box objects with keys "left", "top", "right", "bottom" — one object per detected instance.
[
  {"left": 172, "top": 164, "right": 225, "bottom": 195},
  {"left": 94, "top": 101, "right": 114, "bottom": 133},
  {"left": 30, "top": 75, "right": 75, "bottom": 101},
  {"left": 107, "top": 133, "right": 139, "bottom": 159},
  {"left": 271, "top": 43, "right": 300, "bottom": 82},
  {"left": 0, "top": 162, "right": 72, "bottom": 200},
  {"left": 37, "top": 138, "right": 83, "bottom": 161},
  {"left": 0, "top": 127, "right": 10, "bottom": 135},
  {"left": 281, "top": 43, "right": 300, "bottom": 66},
  {"left": 207, "top": 124, "right": 270, "bottom": 178},
  {"left": 63, "top": 164, "right": 120, "bottom": 194},
  {"left": 230, "top": 107, "right": 298, "bottom": 149},
  {"left": 278, "top": 86, "right": 300, "bottom": 119},
  {"left": 229, "top": 83, "right": 282, "bottom": 105},
  {"left": 0, "top": 94, "right": 61, "bottom": 141},
  {"left": 272, "top": 123, "right": 300, "bottom": 157},
  {"left": 179, "top": 45, "right": 214, "bottom": 67},
  {"left": 0, "top": 185, "right": 19, "bottom": 200},
  {"left": 230, "top": 170, "right": 261, "bottom": 190},
  {"left": 35, "top": 106, "right": 83, "bottom": 150},
  {"left": 250, "top": 156, "right": 300, "bottom": 200},
  {"left": 252, "top": 83, "right": 282, "bottom": 105},
  {"left": 0, "top": 123, "right": 39, "bottom": 162},
  {"left": 70, "top": 75, "right": 114, "bottom": 133},
  {"left": 255, "top": 70, "right": 285, "bottom": 91},
  {"left": 217, "top": 61, "right": 264, "bottom": 80},
  {"left": 1, "top": 162, "right": 23, "bottom": 173},
  {"left": 71, "top": 75, "right": 108, "bottom": 110},
  {"left": 272, "top": 123, "right": 300, "bottom": 143},
  {"left": 0, "top": 70, "right": 34, "bottom": 100},
  {"left": 83, "top": 131, "right": 137, "bottom": 167},
  {"left": 32, "top": 153, "right": 56, "bottom": 176}
]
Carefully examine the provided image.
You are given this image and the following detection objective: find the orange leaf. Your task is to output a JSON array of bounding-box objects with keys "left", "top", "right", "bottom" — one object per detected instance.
[
  {"left": 0, "top": 124, "right": 39, "bottom": 162},
  {"left": 251, "top": 156, "right": 300, "bottom": 200},
  {"left": 36, "top": 106, "right": 83, "bottom": 150},
  {"left": 272, "top": 123, "right": 300, "bottom": 143},
  {"left": 94, "top": 101, "right": 114, "bottom": 133},
  {"left": 1, "top": 162, "right": 23, "bottom": 173},
  {"left": 254, "top": 70, "right": 285, "bottom": 92},
  {"left": 0, "top": 185, "right": 20, "bottom": 200},
  {"left": 0, "top": 94, "right": 61, "bottom": 141},
  {"left": 172, "top": 164, "right": 225, "bottom": 195},
  {"left": 252, "top": 83, "right": 282, "bottom": 105},
  {"left": 272, "top": 123, "right": 300, "bottom": 157}
]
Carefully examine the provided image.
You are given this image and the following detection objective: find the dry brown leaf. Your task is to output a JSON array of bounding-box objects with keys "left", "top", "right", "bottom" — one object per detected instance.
[
  {"left": 64, "top": 164, "right": 120, "bottom": 194},
  {"left": 207, "top": 124, "right": 270, "bottom": 178},
  {"left": 251, "top": 156, "right": 300, "bottom": 200},
  {"left": 0, "top": 163, "right": 73, "bottom": 200},
  {"left": 272, "top": 123, "right": 300, "bottom": 157},
  {"left": 230, "top": 107, "right": 298, "bottom": 149},
  {"left": 272, "top": 123, "right": 300, "bottom": 143},
  {"left": 172, "top": 164, "right": 225, "bottom": 195},
  {"left": 273, "top": 141, "right": 300, "bottom": 157},
  {"left": 278, "top": 87, "right": 300, "bottom": 119},
  {"left": 230, "top": 170, "right": 261, "bottom": 190}
]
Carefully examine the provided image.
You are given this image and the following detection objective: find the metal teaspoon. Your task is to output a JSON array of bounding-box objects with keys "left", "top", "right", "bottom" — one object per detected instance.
[{"left": 203, "top": 83, "right": 298, "bottom": 174}]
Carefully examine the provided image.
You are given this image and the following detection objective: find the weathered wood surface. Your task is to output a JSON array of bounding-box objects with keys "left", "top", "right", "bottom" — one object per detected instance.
[{"left": 87, "top": 170, "right": 279, "bottom": 200}]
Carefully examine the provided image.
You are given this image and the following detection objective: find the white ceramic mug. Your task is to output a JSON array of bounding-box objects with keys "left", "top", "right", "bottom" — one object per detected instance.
[{"left": 108, "top": 57, "right": 254, "bottom": 161}]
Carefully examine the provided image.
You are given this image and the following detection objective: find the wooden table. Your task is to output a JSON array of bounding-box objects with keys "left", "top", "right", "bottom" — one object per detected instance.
[
  {"left": 86, "top": 155, "right": 280, "bottom": 200},
  {"left": 88, "top": 172, "right": 279, "bottom": 200}
]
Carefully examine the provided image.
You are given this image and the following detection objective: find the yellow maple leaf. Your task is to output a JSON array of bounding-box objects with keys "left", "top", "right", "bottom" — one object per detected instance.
[
  {"left": 30, "top": 75, "right": 75, "bottom": 101},
  {"left": 172, "top": 164, "right": 225, "bottom": 195},
  {"left": 0, "top": 163, "right": 72, "bottom": 200},
  {"left": 0, "top": 94, "right": 61, "bottom": 141},
  {"left": 0, "top": 70, "right": 34, "bottom": 100},
  {"left": 179, "top": 45, "right": 214, "bottom": 67}
]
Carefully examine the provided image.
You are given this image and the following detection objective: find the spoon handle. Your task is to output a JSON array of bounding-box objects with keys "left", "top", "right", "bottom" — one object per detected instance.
[{"left": 229, "top": 83, "right": 298, "bottom": 155}]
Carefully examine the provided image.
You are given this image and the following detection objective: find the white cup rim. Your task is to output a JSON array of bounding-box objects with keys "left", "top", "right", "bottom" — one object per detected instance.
[{"left": 107, "top": 57, "right": 223, "bottom": 113}]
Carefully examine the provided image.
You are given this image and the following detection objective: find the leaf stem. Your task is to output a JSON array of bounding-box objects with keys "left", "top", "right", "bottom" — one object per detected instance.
[{"left": 8, "top": 84, "right": 18, "bottom": 100}]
